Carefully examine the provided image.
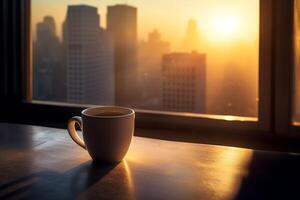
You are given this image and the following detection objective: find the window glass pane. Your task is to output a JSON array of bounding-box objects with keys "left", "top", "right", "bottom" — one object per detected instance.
[
  {"left": 294, "top": 0, "right": 300, "bottom": 124},
  {"left": 32, "top": 0, "right": 259, "bottom": 117}
]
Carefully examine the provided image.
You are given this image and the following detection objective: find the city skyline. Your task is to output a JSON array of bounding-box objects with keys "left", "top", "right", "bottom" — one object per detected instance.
[
  {"left": 32, "top": 0, "right": 259, "bottom": 51},
  {"left": 32, "top": 1, "right": 259, "bottom": 117}
]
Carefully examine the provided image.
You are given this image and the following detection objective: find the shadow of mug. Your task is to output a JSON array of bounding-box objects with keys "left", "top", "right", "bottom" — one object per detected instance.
[{"left": 0, "top": 160, "right": 135, "bottom": 200}]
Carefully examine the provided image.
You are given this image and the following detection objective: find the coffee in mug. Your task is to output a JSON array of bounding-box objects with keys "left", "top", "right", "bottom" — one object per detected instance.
[{"left": 67, "top": 106, "right": 135, "bottom": 163}]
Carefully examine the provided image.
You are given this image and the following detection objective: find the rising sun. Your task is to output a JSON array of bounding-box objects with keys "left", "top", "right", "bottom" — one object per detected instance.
[
  {"left": 212, "top": 15, "right": 240, "bottom": 36},
  {"left": 204, "top": 11, "right": 243, "bottom": 41}
]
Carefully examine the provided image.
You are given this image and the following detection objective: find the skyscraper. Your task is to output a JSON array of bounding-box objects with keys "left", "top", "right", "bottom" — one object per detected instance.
[
  {"left": 63, "top": 5, "right": 114, "bottom": 105},
  {"left": 183, "top": 19, "right": 200, "bottom": 52},
  {"left": 162, "top": 52, "right": 206, "bottom": 113},
  {"left": 107, "top": 4, "right": 137, "bottom": 106},
  {"left": 33, "top": 16, "right": 64, "bottom": 101},
  {"left": 138, "top": 30, "right": 170, "bottom": 109}
]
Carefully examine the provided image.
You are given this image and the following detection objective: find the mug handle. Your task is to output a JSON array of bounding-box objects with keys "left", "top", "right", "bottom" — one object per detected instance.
[{"left": 67, "top": 116, "right": 86, "bottom": 149}]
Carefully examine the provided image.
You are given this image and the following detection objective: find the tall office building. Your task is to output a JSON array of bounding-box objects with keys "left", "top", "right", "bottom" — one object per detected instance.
[
  {"left": 162, "top": 52, "right": 206, "bottom": 113},
  {"left": 33, "top": 16, "right": 65, "bottom": 101},
  {"left": 107, "top": 4, "right": 137, "bottom": 106},
  {"left": 138, "top": 30, "right": 170, "bottom": 109},
  {"left": 64, "top": 5, "right": 114, "bottom": 105}
]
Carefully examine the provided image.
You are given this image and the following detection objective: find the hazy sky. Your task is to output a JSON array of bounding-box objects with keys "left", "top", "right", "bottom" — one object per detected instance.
[
  {"left": 32, "top": 0, "right": 260, "bottom": 115},
  {"left": 32, "top": 0, "right": 259, "bottom": 49}
]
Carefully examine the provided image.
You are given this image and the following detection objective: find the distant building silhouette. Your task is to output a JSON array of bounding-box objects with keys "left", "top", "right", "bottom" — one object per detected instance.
[
  {"left": 218, "top": 62, "right": 257, "bottom": 117},
  {"left": 162, "top": 52, "right": 206, "bottom": 113},
  {"left": 64, "top": 5, "right": 114, "bottom": 105},
  {"left": 33, "top": 16, "right": 65, "bottom": 101},
  {"left": 138, "top": 29, "right": 170, "bottom": 109},
  {"left": 107, "top": 4, "right": 137, "bottom": 106},
  {"left": 183, "top": 19, "right": 200, "bottom": 52}
]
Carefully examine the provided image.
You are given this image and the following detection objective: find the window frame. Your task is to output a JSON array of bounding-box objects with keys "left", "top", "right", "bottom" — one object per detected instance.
[
  {"left": 12, "top": 0, "right": 298, "bottom": 136},
  {"left": 273, "top": 0, "right": 294, "bottom": 135},
  {"left": 273, "top": 0, "right": 300, "bottom": 137},
  {"left": 291, "top": 0, "right": 300, "bottom": 136}
]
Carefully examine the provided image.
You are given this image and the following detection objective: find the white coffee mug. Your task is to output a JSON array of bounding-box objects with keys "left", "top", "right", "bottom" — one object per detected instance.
[{"left": 67, "top": 106, "right": 135, "bottom": 163}]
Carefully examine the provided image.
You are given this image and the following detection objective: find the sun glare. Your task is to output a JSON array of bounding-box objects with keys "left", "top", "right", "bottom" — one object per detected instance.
[
  {"left": 203, "top": 10, "right": 243, "bottom": 41},
  {"left": 212, "top": 15, "right": 239, "bottom": 36}
]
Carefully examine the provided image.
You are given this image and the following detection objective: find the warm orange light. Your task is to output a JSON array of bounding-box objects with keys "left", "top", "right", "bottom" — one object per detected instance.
[
  {"left": 201, "top": 8, "right": 249, "bottom": 42},
  {"left": 211, "top": 15, "right": 240, "bottom": 36},
  {"left": 123, "top": 159, "right": 135, "bottom": 195},
  {"left": 224, "top": 115, "right": 236, "bottom": 121}
]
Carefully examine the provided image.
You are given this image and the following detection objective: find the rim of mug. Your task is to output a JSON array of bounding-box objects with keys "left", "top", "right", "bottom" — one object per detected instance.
[{"left": 81, "top": 106, "right": 135, "bottom": 118}]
